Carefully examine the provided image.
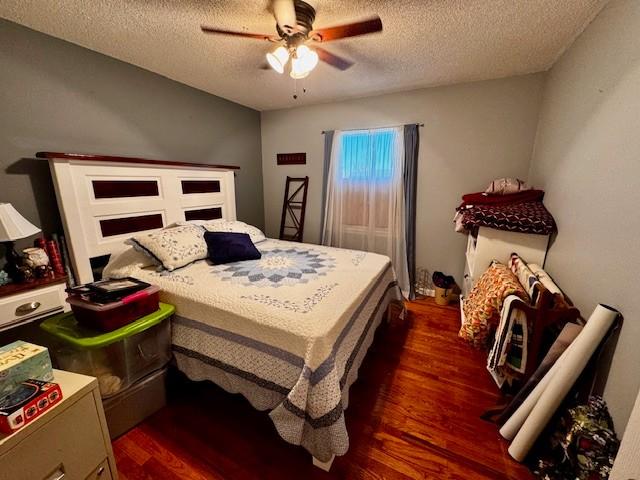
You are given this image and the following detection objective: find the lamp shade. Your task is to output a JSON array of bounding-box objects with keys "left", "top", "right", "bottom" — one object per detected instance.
[
  {"left": 266, "top": 46, "right": 290, "bottom": 74},
  {"left": 0, "top": 203, "right": 41, "bottom": 241},
  {"left": 290, "top": 45, "right": 319, "bottom": 79}
]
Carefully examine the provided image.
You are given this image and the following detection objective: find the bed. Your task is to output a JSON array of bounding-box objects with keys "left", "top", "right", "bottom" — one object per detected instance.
[{"left": 44, "top": 152, "right": 403, "bottom": 468}]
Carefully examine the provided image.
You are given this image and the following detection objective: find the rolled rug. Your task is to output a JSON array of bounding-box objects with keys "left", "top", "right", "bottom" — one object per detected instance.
[
  {"left": 497, "top": 322, "right": 582, "bottom": 426},
  {"left": 507, "top": 304, "right": 620, "bottom": 462},
  {"left": 499, "top": 341, "right": 575, "bottom": 440}
]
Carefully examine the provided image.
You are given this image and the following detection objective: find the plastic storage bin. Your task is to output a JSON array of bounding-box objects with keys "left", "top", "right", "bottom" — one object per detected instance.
[
  {"left": 103, "top": 367, "right": 167, "bottom": 439},
  {"left": 67, "top": 285, "right": 160, "bottom": 332},
  {"left": 40, "top": 303, "right": 174, "bottom": 398}
]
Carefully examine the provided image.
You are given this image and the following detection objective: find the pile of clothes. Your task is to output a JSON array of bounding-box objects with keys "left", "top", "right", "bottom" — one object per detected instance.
[{"left": 454, "top": 178, "right": 556, "bottom": 235}]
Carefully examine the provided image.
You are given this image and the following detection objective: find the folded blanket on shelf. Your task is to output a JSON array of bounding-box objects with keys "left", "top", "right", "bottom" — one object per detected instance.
[
  {"left": 460, "top": 261, "right": 529, "bottom": 347},
  {"left": 461, "top": 189, "right": 545, "bottom": 207},
  {"left": 458, "top": 200, "right": 556, "bottom": 235}
]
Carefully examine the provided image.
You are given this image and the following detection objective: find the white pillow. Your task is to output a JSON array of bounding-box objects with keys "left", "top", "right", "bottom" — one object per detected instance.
[
  {"left": 129, "top": 224, "right": 207, "bottom": 271},
  {"left": 179, "top": 219, "right": 266, "bottom": 244}
]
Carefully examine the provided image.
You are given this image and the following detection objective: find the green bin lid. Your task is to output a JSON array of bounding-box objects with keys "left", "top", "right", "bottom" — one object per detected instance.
[{"left": 40, "top": 303, "right": 175, "bottom": 349}]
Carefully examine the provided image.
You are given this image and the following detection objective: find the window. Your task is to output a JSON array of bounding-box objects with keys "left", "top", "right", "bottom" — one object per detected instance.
[
  {"left": 331, "top": 128, "right": 402, "bottom": 229},
  {"left": 322, "top": 124, "right": 418, "bottom": 298},
  {"left": 339, "top": 129, "right": 396, "bottom": 182}
]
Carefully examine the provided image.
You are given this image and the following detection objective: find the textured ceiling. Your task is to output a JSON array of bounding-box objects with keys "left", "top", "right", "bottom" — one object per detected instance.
[{"left": 0, "top": 0, "right": 608, "bottom": 111}]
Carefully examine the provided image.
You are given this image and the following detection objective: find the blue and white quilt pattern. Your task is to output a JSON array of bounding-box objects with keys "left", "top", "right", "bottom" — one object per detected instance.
[{"left": 212, "top": 247, "right": 336, "bottom": 287}]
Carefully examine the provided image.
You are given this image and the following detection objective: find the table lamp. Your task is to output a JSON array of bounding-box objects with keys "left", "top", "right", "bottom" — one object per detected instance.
[{"left": 0, "top": 203, "right": 41, "bottom": 280}]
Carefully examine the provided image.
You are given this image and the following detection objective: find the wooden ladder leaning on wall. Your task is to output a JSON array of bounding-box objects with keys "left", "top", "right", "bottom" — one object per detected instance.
[{"left": 279, "top": 176, "right": 309, "bottom": 242}]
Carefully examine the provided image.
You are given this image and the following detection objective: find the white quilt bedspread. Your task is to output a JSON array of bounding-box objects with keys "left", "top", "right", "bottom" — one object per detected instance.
[{"left": 103, "top": 239, "right": 401, "bottom": 460}]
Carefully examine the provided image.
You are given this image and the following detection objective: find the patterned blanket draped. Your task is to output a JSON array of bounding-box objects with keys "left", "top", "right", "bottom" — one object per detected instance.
[
  {"left": 104, "top": 239, "right": 401, "bottom": 461},
  {"left": 460, "top": 261, "right": 529, "bottom": 347}
]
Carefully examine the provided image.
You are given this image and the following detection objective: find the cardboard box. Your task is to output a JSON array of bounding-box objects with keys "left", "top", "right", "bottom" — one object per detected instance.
[
  {"left": 0, "top": 341, "right": 53, "bottom": 399},
  {"left": 0, "top": 379, "right": 63, "bottom": 434}
]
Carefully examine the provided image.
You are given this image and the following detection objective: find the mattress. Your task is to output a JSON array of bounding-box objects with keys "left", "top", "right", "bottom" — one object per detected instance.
[{"left": 103, "top": 239, "right": 402, "bottom": 461}]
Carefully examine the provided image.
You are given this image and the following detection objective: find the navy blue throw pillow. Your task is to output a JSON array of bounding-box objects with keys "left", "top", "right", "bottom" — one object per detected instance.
[{"left": 204, "top": 231, "right": 262, "bottom": 265}]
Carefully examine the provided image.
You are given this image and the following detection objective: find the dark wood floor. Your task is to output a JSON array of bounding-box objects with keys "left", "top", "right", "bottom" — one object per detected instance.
[{"left": 113, "top": 298, "right": 533, "bottom": 479}]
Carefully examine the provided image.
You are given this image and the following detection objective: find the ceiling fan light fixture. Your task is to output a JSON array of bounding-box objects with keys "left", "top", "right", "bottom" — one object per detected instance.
[
  {"left": 266, "top": 46, "right": 290, "bottom": 74},
  {"left": 298, "top": 45, "right": 319, "bottom": 71},
  {"left": 290, "top": 61, "right": 310, "bottom": 79},
  {"left": 290, "top": 45, "right": 319, "bottom": 78}
]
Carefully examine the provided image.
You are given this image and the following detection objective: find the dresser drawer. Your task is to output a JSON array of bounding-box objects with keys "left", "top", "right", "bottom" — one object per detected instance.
[
  {"left": 0, "top": 394, "right": 108, "bottom": 480},
  {"left": 86, "top": 458, "right": 114, "bottom": 480},
  {"left": 0, "top": 283, "right": 67, "bottom": 330}
]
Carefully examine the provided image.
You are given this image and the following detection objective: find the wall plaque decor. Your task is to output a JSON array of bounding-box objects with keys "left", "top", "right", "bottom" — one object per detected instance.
[{"left": 277, "top": 153, "right": 306, "bottom": 165}]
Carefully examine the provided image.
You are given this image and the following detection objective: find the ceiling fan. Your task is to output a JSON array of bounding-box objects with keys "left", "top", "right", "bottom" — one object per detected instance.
[{"left": 201, "top": 0, "right": 383, "bottom": 79}]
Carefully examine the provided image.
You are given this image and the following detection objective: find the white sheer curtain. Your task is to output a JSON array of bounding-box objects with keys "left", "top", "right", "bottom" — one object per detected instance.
[{"left": 322, "top": 127, "right": 410, "bottom": 295}]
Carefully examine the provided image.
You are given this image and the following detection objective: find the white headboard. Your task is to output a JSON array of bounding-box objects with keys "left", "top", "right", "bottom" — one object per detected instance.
[{"left": 40, "top": 152, "right": 238, "bottom": 284}]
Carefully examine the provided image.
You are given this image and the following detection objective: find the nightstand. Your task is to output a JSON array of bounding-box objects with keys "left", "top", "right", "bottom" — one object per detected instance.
[
  {"left": 0, "top": 276, "right": 69, "bottom": 332},
  {"left": 0, "top": 369, "right": 118, "bottom": 479}
]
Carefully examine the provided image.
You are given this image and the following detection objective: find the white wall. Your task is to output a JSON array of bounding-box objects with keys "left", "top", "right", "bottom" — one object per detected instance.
[
  {"left": 261, "top": 74, "right": 544, "bottom": 281},
  {"left": 528, "top": 0, "right": 640, "bottom": 434}
]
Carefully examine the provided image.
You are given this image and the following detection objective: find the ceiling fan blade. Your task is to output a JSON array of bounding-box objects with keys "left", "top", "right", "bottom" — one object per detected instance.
[
  {"left": 310, "top": 16, "right": 382, "bottom": 43},
  {"left": 259, "top": 63, "right": 271, "bottom": 70},
  {"left": 201, "top": 26, "right": 276, "bottom": 41},
  {"left": 315, "top": 47, "right": 353, "bottom": 71}
]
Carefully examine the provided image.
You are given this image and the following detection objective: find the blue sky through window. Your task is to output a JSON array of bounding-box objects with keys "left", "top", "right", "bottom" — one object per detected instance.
[{"left": 339, "top": 129, "right": 395, "bottom": 181}]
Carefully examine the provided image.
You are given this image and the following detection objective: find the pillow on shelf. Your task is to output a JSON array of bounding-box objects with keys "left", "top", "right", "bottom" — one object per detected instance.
[
  {"left": 128, "top": 224, "right": 207, "bottom": 271},
  {"left": 179, "top": 219, "right": 266, "bottom": 244},
  {"left": 485, "top": 178, "right": 530, "bottom": 195},
  {"left": 204, "top": 231, "right": 262, "bottom": 265}
]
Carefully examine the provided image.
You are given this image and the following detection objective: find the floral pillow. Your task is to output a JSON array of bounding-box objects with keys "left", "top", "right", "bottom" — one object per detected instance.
[
  {"left": 460, "top": 261, "right": 529, "bottom": 347},
  {"left": 180, "top": 219, "right": 266, "bottom": 244},
  {"left": 129, "top": 224, "right": 207, "bottom": 271}
]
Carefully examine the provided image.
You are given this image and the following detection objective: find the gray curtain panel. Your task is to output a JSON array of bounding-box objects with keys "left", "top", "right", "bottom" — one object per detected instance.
[
  {"left": 320, "top": 130, "right": 334, "bottom": 239},
  {"left": 403, "top": 124, "right": 419, "bottom": 300}
]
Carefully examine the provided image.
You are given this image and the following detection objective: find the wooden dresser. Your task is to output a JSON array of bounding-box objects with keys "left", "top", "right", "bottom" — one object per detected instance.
[
  {"left": 0, "top": 275, "right": 69, "bottom": 332},
  {"left": 0, "top": 369, "right": 117, "bottom": 480}
]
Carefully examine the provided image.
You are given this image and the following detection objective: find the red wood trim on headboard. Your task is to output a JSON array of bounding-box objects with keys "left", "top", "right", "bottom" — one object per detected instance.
[
  {"left": 93, "top": 180, "right": 159, "bottom": 199},
  {"left": 184, "top": 207, "right": 223, "bottom": 221},
  {"left": 99, "top": 213, "right": 164, "bottom": 237},
  {"left": 36, "top": 152, "right": 241, "bottom": 170},
  {"left": 181, "top": 180, "right": 221, "bottom": 194}
]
